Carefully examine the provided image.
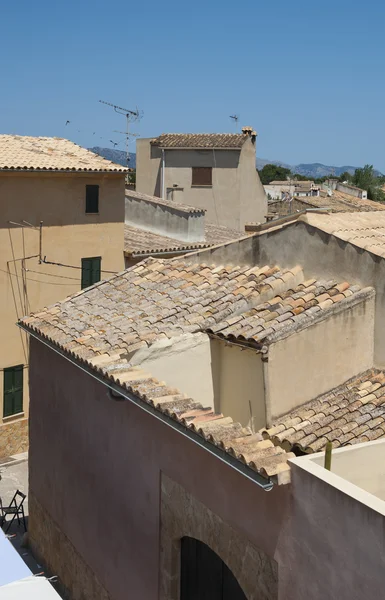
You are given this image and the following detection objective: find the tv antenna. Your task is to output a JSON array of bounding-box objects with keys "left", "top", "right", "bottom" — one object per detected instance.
[
  {"left": 230, "top": 114, "right": 239, "bottom": 130},
  {"left": 99, "top": 100, "right": 143, "bottom": 167}
]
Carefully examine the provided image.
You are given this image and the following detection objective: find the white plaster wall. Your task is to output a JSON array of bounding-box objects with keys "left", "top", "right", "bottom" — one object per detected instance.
[
  {"left": 211, "top": 340, "right": 266, "bottom": 430},
  {"left": 132, "top": 333, "right": 214, "bottom": 409},
  {"left": 239, "top": 138, "right": 267, "bottom": 227},
  {"left": 125, "top": 194, "right": 205, "bottom": 242},
  {"left": 266, "top": 296, "right": 375, "bottom": 423},
  {"left": 310, "top": 439, "right": 385, "bottom": 501}
]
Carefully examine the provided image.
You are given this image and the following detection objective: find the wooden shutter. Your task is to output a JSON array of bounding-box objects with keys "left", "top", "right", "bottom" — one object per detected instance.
[
  {"left": 4, "top": 365, "right": 23, "bottom": 417},
  {"left": 81, "top": 257, "right": 101, "bottom": 289},
  {"left": 192, "top": 167, "right": 212, "bottom": 186},
  {"left": 86, "top": 185, "right": 99, "bottom": 213}
]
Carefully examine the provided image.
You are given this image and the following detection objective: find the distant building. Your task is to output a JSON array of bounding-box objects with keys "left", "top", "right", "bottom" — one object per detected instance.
[
  {"left": 136, "top": 127, "right": 267, "bottom": 230},
  {"left": 0, "top": 135, "right": 126, "bottom": 457}
]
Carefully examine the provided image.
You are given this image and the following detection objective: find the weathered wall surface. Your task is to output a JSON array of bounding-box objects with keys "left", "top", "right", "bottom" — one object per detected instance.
[
  {"left": 266, "top": 296, "right": 375, "bottom": 422},
  {"left": 278, "top": 460, "right": 385, "bottom": 600},
  {"left": 337, "top": 182, "right": 367, "bottom": 199},
  {"left": 239, "top": 138, "right": 267, "bottom": 226},
  {"left": 160, "top": 474, "right": 278, "bottom": 600},
  {"left": 29, "top": 337, "right": 289, "bottom": 600},
  {"left": 136, "top": 138, "right": 162, "bottom": 197},
  {"left": 0, "top": 171, "right": 125, "bottom": 429},
  {"left": 29, "top": 491, "right": 111, "bottom": 600},
  {"left": 0, "top": 415, "right": 28, "bottom": 457},
  {"left": 211, "top": 340, "right": 266, "bottom": 430},
  {"left": 125, "top": 192, "right": 205, "bottom": 242}
]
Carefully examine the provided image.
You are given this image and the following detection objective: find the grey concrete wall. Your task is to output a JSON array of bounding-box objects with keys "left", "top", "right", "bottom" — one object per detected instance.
[
  {"left": 278, "top": 461, "right": 385, "bottom": 599},
  {"left": 239, "top": 137, "right": 267, "bottom": 226},
  {"left": 29, "top": 337, "right": 289, "bottom": 600},
  {"left": 125, "top": 193, "right": 205, "bottom": 242},
  {"left": 266, "top": 296, "right": 375, "bottom": 423},
  {"left": 337, "top": 182, "right": 367, "bottom": 199},
  {"left": 185, "top": 220, "right": 385, "bottom": 366},
  {"left": 136, "top": 138, "right": 162, "bottom": 197}
]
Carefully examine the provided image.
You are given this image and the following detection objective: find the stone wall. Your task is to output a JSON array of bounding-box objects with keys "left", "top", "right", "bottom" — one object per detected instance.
[
  {"left": 0, "top": 417, "right": 28, "bottom": 458},
  {"left": 28, "top": 491, "right": 110, "bottom": 600},
  {"left": 160, "top": 474, "right": 278, "bottom": 600}
]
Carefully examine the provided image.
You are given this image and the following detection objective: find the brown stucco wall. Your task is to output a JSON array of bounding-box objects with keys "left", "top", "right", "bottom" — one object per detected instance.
[
  {"left": 278, "top": 461, "right": 385, "bottom": 599},
  {"left": 28, "top": 337, "right": 289, "bottom": 600},
  {"left": 0, "top": 171, "right": 125, "bottom": 432}
]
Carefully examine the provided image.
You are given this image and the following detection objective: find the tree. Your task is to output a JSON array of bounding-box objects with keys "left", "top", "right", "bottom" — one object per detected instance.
[
  {"left": 258, "top": 164, "right": 291, "bottom": 185},
  {"left": 352, "top": 164, "right": 385, "bottom": 202},
  {"left": 338, "top": 171, "right": 352, "bottom": 183}
]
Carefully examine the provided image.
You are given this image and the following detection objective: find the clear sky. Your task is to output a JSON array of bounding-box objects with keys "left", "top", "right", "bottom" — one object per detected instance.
[{"left": 1, "top": 0, "right": 384, "bottom": 169}]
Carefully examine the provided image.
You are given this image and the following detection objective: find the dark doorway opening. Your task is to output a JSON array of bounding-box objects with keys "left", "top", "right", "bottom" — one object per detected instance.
[{"left": 180, "top": 536, "right": 247, "bottom": 600}]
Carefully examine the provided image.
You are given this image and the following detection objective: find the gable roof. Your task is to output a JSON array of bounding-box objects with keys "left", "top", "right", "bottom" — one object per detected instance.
[
  {"left": 301, "top": 212, "right": 385, "bottom": 257},
  {"left": 0, "top": 135, "right": 127, "bottom": 172},
  {"left": 295, "top": 191, "right": 385, "bottom": 213},
  {"left": 207, "top": 280, "right": 374, "bottom": 349},
  {"left": 124, "top": 223, "right": 248, "bottom": 257},
  {"left": 261, "top": 369, "right": 385, "bottom": 454},
  {"left": 20, "top": 259, "right": 305, "bottom": 360},
  {"left": 151, "top": 133, "right": 250, "bottom": 149}
]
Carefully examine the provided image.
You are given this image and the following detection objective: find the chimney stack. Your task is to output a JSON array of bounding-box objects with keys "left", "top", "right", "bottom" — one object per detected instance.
[{"left": 242, "top": 126, "right": 257, "bottom": 143}]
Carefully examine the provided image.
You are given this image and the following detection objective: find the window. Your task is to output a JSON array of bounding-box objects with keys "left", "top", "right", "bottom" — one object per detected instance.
[
  {"left": 86, "top": 185, "right": 99, "bottom": 213},
  {"left": 3, "top": 365, "right": 23, "bottom": 418},
  {"left": 192, "top": 167, "right": 212, "bottom": 187},
  {"left": 81, "top": 257, "right": 101, "bottom": 289}
]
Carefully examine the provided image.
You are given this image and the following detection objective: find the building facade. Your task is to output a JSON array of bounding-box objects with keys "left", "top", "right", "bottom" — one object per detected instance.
[
  {"left": 0, "top": 135, "right": 126, "bottom": 456},
  {"left": 136, "top": 128, "right": 267, "bottom": 230}
]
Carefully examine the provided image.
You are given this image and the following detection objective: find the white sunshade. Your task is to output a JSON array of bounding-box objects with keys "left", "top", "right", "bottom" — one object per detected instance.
[{"left": 0, "top": 576, "right": 61, "bottom": 599}]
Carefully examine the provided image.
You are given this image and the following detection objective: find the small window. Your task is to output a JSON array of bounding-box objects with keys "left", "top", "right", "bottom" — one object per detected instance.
[
  {"left": 3, "top": 365, "right": 23, "bottom": 418},
  {"left": 86, "top": 185, "right": 99, "bottom": 213},
  {"left": 81, "top": 257, "right": 101, "bottom": 289},
  {"left": 192, "top": 167, "right": 212, "bottom": 187}
]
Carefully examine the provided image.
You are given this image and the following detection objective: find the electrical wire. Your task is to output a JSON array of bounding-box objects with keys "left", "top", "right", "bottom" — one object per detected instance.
[
  {"left": 41, "top": 258, "right": 118, "bottom": 274},
  {"left": 23, "top": 268, "right": 79, "bottom": 281},
  {"left": 0, "top": 266, "right": 78, "bottom": 286}
]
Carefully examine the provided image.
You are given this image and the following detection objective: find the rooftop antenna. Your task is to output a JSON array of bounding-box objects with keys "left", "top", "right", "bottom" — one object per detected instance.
[
  {"left": 229, "top": 114, "right": 239, "bottom": 131},
  {"left": 99, "top": 100, "right": 143, "bottom": 167}
]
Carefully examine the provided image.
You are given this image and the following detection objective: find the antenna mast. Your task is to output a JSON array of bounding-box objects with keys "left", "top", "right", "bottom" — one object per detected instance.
[
  {"left": 229, "top": 114, "right": 239, "bottom": 131},
  {"left": 99, "top": 100, "right": 143, "bottom": 167}
]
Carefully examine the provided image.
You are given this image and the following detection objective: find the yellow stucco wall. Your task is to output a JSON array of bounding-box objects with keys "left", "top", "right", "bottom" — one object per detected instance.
[
  {"left": 0, "top": 171, "right": 125, "bottom": 432},
  {"left": 211, "top": 340, "right": 266, "bottom": 431}
]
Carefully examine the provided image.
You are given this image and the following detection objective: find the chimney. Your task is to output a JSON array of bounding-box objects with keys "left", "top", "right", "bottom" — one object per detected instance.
[{"left": 242, "top": 126, "right": 257, "bottom": 143}]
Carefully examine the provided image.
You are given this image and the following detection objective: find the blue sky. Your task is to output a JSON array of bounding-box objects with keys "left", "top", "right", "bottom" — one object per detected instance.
[{"left": 1, "top": 0, "right": 384, "bottom": 169}]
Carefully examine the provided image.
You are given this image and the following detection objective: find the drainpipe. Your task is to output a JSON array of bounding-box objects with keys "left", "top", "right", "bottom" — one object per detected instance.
[{"left": 161, "top": 148, "right": 166, "bottom": 199}]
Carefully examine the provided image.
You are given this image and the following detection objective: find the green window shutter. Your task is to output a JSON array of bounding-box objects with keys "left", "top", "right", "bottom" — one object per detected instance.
[
  {"left": 86, "top": 185, "right": 99, "bottom": 213},
  {"left": 3, "top": 365, "right": 23, "bottom": 417},
  {"left": 81, "top": 257, "right": 101, "bottom": 289}
]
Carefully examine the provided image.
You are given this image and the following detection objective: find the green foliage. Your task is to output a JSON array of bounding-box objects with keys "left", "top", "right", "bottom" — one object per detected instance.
[
  {"left": 127, "top": 169, "right": 136, "bottom": 184},
  {"left": 352, "top": 164, "right": 385, "bottom": 202},
  {"left": 258, "top": 164, "right": 291, "bottom": 185},
  {"left": 338, "top": 171, "right": 352, "bottom": 183}
]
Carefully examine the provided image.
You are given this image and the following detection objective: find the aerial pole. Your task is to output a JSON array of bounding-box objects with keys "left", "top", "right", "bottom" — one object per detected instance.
[
  {"left": 229, "top": 114, "right": 239, "bottom": 132},
  {"left": 99, "top": 100, "right": 143, "bottom": 168}
]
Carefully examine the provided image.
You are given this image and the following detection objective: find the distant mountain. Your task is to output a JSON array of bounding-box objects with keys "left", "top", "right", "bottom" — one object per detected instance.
[
  {"left": 257, "top": 158, "right": 382, "bottom": 178},
  {"left": 88, "top": 147, "right": 136, "bottom": 168}
]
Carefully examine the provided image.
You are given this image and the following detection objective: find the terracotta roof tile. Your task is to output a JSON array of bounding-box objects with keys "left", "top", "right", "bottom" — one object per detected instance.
[
  {"left": 262, "top": 369, "right": 385, "bottom": 453},
  {"left": 151, "top": 133, "right": 250, "bottom": 149},
  {"left": 0, "top": 135, "right": 126, "bottom": 172},
  {"left": 124, "top": 223, "right": 248, "bottom": 256}
]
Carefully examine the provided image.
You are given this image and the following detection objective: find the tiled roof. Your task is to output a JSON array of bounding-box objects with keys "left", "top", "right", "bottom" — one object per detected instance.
[
  {"left": 295, "top": 191, "right": 385, "bottom": 213},
  {"left": 0, "top": 135, "right": 127, "bottom": 172},
  {"left": 151, "top": 133, "right": 249, "bottom": 149},
  {"left": 207, "top": 280, "right": 373, "bottom": 349},
  {"left": 125, "top": 189, "right": 205, "bottom": 215},
  {"left": 20, "top": 259, "right": 305, "bottom": 360},
  {"left": 302, "top": 212, "right": 385, "bottom": 257},
  {"left": 261, "top": 369, "right": 385, "bottom": 454},
  {"left": 124, "top": 223, "right": 249, "bottom": 256},
  {"left": 124, "top": 225, "right": 209, "bottom": 255}
]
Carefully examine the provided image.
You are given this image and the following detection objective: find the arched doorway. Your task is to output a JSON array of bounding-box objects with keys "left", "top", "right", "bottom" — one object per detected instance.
[{"left": 180, "top": 537, "right": 247, "bottom": 600}]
